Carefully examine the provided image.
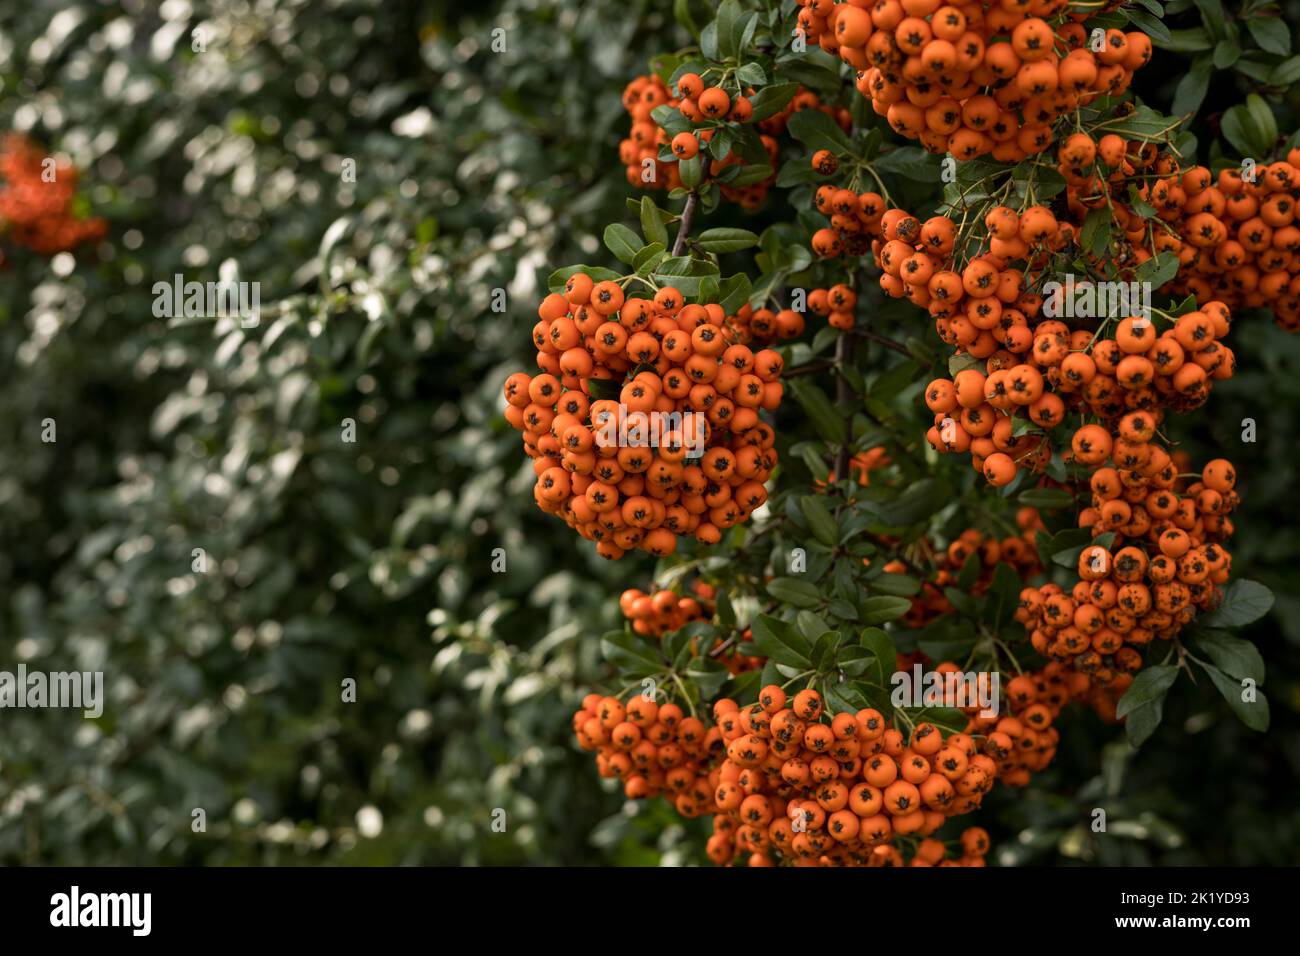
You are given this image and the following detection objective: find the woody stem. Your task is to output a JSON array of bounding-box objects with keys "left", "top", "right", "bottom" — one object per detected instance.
[{"left": 672, "top": 192, "right": 699, "bottom": 257}]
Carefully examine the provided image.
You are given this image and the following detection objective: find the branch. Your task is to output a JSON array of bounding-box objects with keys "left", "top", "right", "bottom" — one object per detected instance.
[
  {"left": 672, "top": 191, "right": 699, "bottom": 257},
  {"left": 859, "top": 328, "right": 912, "bottom": 357},
  {"left": 782, "top": 358, "right": 835, "bottom": 378},
  {"left": 834, "top": 330, "right": 853, "bottom": 482}
]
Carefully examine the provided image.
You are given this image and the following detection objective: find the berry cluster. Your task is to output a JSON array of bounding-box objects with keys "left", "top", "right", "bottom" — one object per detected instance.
[
  {"left": 617, "top": 580, "right": 766, "bottom": 673},
  {"left": 709, "top": 695, "right": 998, "bottom": 865},
  {"left": 572, "top": 692, "right": 717, "bottom": 813},
  {"left": 1017, "top": 455, "right": 1238, "bottom": 686},
  {"left": 1158, "top": 151, "right": 1300, "bottom": 332},
  {"left": 0, "top": 133, "right": 107, "bottom": 257},
  {"left": 900, "top": 511, "right": 1044, "bottom": 628},
  {"left": 504, "top": 277, "right": 784, "bottom": 558},
  {"left": 619, "top": 74, "right": 848, "bottom": 209},
  {"left": 620, "top": 582, "right": 715, "bottom": 637},
  {"left": 797, "top": 2, "right": 1151, "bottom": 161}
]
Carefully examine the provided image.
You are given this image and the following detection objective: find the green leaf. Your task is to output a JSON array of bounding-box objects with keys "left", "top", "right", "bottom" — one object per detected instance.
[
  {"left": 603, "top": 223, "right": 644, "bottom": 265},
  {"left": 1270, "top": 55, "right": 1300, "bottom": 85},
  {"left": 823, "top": 678, "right": 871, "bottom": 716},
  {"left": 873, "top": 146, "right": 942, "bottom": 182},
  {"left": 789, "top": 380, "right": 845, "bottom": 444},
  {"left": 1198, "top": 579, "right": 1274, "bottom": 628},
  {"left": 736, "top": 62, "right": 768, "bottom": 86},
  {"left": 696, "top": 227, "right": 759, "bottom": 253},
  {"left": 1116, "top": 665, "right": 1179, "bottom": 747},
  {"left": 836, "top": 644, "right": 873, "bottom": 677},
  {"left": 716, "top": 590, "right": 736, "bottom": 630},
  {"left": 673, "top": 0, "right": 702, "bottom": 39},
  {"left": 748, "top": 83, "right": 799, "bottom": 122},
  {"left": 1172, "top": 56, "right": 1213, "bottom": 118},
  {"left": 860, "top": 595, "right": 912, "bottom": 626},
  {"left": 1193, "top": 0, "right": 1227, "bottom": 40},
  {"left": 600, "top": 630, "right": 663, "bottom": 674},
  {"left": 678, "top": 154, "right": 703, "bottom": 189},
  {"left": 1199, "top": 661, "right": 1270, "bottom": 731},
  {"left": 1246, "top": 92, "right": 1279, "bottom": 150},
  {"left": 1082, "top": 207, "right": 1111, "bottom": 257},
  {"left": 872, "top": 478, "right": 948, "bottom": 527},
  {"left": 632, "top": 242, "right": 666, "bottom": 275},
  {"left": 715, "top": 0, "right": 746, "bottom": 59},
  {"left": 957, "top": 551, "right": 981, "bottom": 590},
  {"left": 800, "top": 495, "right": 839, "bottom": 548},
  {"left": 650, "top": 104, "right": 691, "bottom": 137},
  {"left": 786, "top": 108, "right": 853, "bottom": 154},
  {"left": 1190, "top": 630, "right": 1265, "bottom": 684},
  {"left": 750, "top": 613, "right": 813, "bottom": 666},
  {"left": 795, "top": 610, "right": 833, "bottom": 644},
  {"left": 766, "top": 577, "right": 822, "bottom": 609},
  {"left": 1158, "top": 27, "right": 1214, "bottom": 52},
  {"left": 1221, "top": 97, "right": 1277, "bottom": 157},
  {"left": 870, "top": 573, "right": 921, "bottom": 597},
  {"left": 1124, "top": 6, "right": 1171, "bottom": 44},
  {"left": 828, "top": 598, "right": 859, "bottom": 621},
  {"left": 810, "top": 631, "right": 839, "bottom": 672},
  {"left": 948, "top": 352, "right": 981, "bottom": 376},
  {"left": 640, "top": 196, "right": 669, "bottom": 247},
  {"left": 718, "top": 273, "right": 752, "bottom": 314},
  {"left": 1247, "top": 16, "right": 1291, "bottom": 56},
  {"left": 1136, "top": 250, "right": 1182, "bottom": 289},
  {"left": 985, "top": 562, "right": 1023, "bottom": 630},
  {"left": 859, "top": 626, "right": 897, "bottom": 689},
  {"left": 699, "top": 15, "right": 721, "bottom": 57},
  {"left": 1213, "top": 38, "right": 1241, "bottom": 68},
  {"left": 683, "top": 657, "right": 730, "bottom": 699},
  {"left": 723, "top": 163, "right": 774, "bottom": 187},
  {"left": 1017, "top": 487, "right": 1074, "bottom": 509},
  {"left": 1051, "top": 529, "right": 1113, "bottom": 568},
  {"left": 1103, "top": 104, "right": 1179, "bottom": 142}
]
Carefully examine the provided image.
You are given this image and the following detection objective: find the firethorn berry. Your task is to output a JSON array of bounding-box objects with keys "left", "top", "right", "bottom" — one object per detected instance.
[
  {"left": 671, "top": 132, "right": 699, "bottom": 160},
  {"left": 811, "top": 149, "right": 838, "bottom": 175}
]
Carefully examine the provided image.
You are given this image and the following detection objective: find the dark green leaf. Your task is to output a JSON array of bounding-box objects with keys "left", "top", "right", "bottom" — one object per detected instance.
[
  {"left": 640, "top": 196, "right": 669, "bottom": 247},
  {"left": 800, "top": 495, "right": 839, "bottom": 548},
  {"left": 1198, "top": 579, "right": 1274, "bottom": 628},
  {"left": 1199, "top": 661, "right": 1270, "bottom": 731},
  {"left": 786, "top": 108, "right": 853, "bottom": 154},
  {"left": 750, "top": 613, "right": 813, "bottom": 666},
  {"left": 860, "top": 595, "right": 912, "bottom": 625},
  {"left": 1116, "top": 665, "right": 1179, "bottom": 747},
  {"left": 1191, "top": 629, "right": 1265, "bottom": 684},
  {"left": 696, "top": 227, "right": 759, "bottom": 253},
  {"left": 766, "top": 576, "right": 822, "bottom": 608},
  {"left": 1247, "top": 16, "right": 1291, "bottom": 56}
]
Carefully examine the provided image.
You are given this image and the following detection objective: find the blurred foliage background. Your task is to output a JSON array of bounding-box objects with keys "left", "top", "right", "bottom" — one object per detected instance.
[{"left": 0, "top": 0, "right": 1297, "bottom": 865}]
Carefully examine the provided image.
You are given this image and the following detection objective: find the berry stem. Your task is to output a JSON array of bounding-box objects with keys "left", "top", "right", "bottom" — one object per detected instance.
[{"left": 672, "top": 191, "right": 699, "bottom": 257}]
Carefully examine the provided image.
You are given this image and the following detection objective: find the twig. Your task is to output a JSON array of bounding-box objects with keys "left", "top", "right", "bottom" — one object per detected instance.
[
  {"left": 783, "top": 358, "right": 835, "bottom": 378},
  {"left": 672, "top": 192, "right": 699, "bottom": 257},
  {"left": 834, "top": 331, "right": 853, "bottom": 482},
  {"left": 859, "top": 329, "right": 912, "bottom": 358}
]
